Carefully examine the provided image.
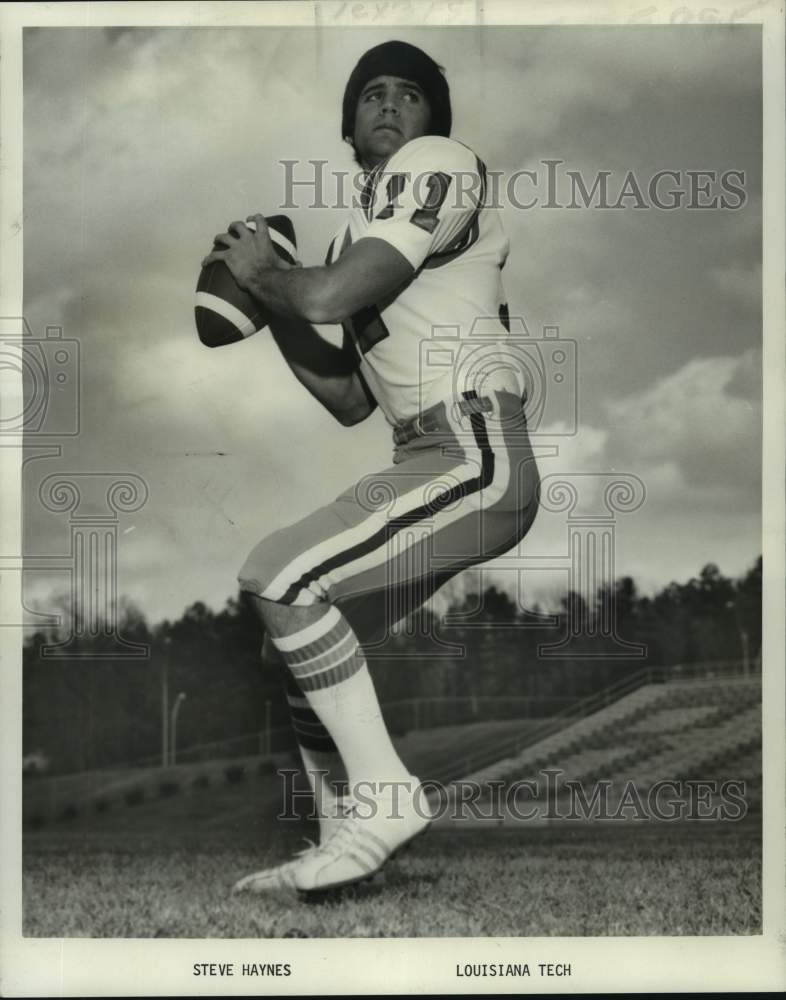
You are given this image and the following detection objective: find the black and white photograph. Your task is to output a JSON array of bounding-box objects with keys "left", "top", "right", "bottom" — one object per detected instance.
[{"left": 1, "top": 0, "right": 784, "bottom": 995}]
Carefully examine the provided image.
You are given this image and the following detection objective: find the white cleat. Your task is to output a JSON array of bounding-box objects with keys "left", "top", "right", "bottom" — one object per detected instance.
[
  {"left": 232, "top": 839, "right": 321, "bottom": 894},
  {"left": 232, "top": 800, "right": 356, "bottom": 895},
  {"left": 292, "top": 776, "right": 432, "bottom": 893}
]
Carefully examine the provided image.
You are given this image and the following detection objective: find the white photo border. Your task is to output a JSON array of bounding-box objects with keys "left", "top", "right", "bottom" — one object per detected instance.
[{"left": 1, "top": 1, "right": 783, "bottom": 995}]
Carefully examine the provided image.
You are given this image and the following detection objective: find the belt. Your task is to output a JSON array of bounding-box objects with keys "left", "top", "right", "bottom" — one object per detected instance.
[{"left": 393, "top": 393, "right": 494, "bottom": 446}]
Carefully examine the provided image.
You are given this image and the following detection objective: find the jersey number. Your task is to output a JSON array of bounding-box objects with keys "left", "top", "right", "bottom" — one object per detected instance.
[
  {"left": 343, "top": 173, "right": 452, "bottom": 356},
  {"left": 375, "top": 172, "right": 452, "bottom": 233},
  {"left": 410, "top": 172, "right": 451, "bottom": 233}
]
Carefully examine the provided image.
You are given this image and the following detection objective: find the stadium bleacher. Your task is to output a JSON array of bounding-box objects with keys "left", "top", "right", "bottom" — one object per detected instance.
[
  {"left": 24, "top": 668, "right": 762, "bottom": 830},
  {"left": 457, "top": 674, "right": 762, "bottom": 814}
]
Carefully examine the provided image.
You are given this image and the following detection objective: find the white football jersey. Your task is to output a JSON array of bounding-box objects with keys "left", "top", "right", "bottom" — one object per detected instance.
[{"left": 325, "top": 135, "right": 514, "bottom": 425}]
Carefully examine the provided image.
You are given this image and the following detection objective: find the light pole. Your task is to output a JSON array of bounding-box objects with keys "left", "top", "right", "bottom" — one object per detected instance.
[{"left": 170, "top": 692, "right": 187, "bottom": 766}]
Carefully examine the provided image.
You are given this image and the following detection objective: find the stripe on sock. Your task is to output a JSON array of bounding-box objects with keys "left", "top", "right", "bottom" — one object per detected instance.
[
  {"left": 276, "top": 656, "right": 339, "bottom": 753},
  {"left": 289, "top": 640, "right": 359, "bottom": 681},
  {"left": 286, "top": 625, "right": 356, "bottom": 668},
  {"left": 288, "top": 705, "right": 330, "bottom": 728},
  {"left": 297, "top": 653, "right": 364, "bottom": 692},
  {"left": 290, "top": 725, "right": 339, "bottom": 753},
  {"left": 291, "top": 717, "right": 332, "bottom": 737},
  {"left": 272, "top": 606, "right": 341, "bottom": 653},
  {"left": 273, "top": 609, "right": 364, "bottom": 692}
]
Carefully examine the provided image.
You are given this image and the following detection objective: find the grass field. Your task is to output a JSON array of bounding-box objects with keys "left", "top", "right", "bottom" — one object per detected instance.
[{"left": 23, "top": 820, "right": 761, "bottom": 938}]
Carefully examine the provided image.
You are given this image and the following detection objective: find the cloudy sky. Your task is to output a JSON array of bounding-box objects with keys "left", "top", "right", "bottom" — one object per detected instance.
[{"left": 21, "top": 24, "right": 761, "bottom": 625}]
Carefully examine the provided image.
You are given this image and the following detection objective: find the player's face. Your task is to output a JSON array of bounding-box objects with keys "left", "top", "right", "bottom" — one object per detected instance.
[{"left": 353, "top": 75, "right": 431, "bottom": 169}]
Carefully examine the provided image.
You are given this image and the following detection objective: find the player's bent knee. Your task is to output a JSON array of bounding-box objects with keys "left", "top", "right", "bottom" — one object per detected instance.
[
  {"left": 259, "top": 596, "right": 326, "bottom": 636},
  {"left": 237, "top": 531, "right": 277, "bottom": 595},
  {"left": 237, "top": 529, "right": 316, "bottom": 605},
  {"left": 237, "top": 554, "right": 272, "bottom": 599}
]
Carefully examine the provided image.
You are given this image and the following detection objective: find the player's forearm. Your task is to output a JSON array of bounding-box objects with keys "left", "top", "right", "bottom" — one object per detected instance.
[
  {"left": 269, "top": 318, "right": 375, "bottom": 426},
  {"left": 270, "top": 316, "right": 353, "bottom": 376},
  {"left": 215, "top": 229, "right": 414, "bottom": 326},
  {"left": 244, "top": 265, "right": 348, "bottom": 325}
]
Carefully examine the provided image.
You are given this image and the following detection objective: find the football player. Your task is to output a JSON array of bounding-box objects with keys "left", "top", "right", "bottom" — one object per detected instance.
[{"left": 203, "top": 40, "right": 540, "bottom": 893}]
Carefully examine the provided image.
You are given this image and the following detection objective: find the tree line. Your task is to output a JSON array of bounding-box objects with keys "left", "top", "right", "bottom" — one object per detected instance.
[{"left": 23, "top": 557, "right": 761, "bottom": 774}]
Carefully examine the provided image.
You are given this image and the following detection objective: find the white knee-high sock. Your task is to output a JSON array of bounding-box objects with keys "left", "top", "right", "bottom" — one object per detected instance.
[{"left": 270, "top": 607, "right": 411, "bottom": 793}]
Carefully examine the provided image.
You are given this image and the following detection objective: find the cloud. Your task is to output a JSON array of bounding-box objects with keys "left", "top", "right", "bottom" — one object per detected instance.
[
  {"left": 18, "top": 25, "right": 762, "bottom": 622},
  {"left": 708, "top": 262, "right": 762, "bottom": 310},
  {"left": 604, "top": 350, "right": 761, "bottom": 509}
]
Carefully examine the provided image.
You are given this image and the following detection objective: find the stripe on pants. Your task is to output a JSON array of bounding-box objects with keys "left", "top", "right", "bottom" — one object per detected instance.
[{"left": 262, "top": 408, "right": 500, "bottom": 605}]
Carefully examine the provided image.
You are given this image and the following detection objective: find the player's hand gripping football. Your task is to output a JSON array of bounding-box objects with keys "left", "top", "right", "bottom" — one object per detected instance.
[{"left": 201, "top": 213, "right": 298, "bottom": 293}]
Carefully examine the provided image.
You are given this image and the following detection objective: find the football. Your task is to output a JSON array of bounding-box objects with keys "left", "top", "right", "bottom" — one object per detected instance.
[{"left": 195, "top": 214, "right": 298, "bottom": 348}]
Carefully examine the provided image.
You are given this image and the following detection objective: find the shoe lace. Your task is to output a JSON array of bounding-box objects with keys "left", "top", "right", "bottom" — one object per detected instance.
[
  {"left": 293, "top": 837, "right": 319, "bottom": 859},
  {"left": 291, "top": 798, "right": 358, "bottom": 861},
  {"left": 313, "top": 806, "right": 364, "bottom": 859}
]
